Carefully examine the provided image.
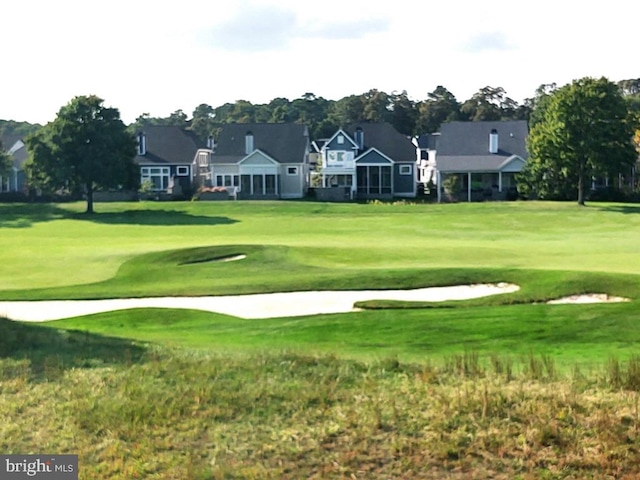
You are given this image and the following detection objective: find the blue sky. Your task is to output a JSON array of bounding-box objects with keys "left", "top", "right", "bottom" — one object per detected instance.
[{"left": 3, "top": 0, "right": 638, "bottom": 125}]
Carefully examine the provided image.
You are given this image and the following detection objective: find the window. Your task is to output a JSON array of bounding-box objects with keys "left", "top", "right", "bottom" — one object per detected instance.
[
  {"left": 326, "top": 174, "right": 353, "bottom": 187},
  {"left": 265, "top": 175, "right": 277, "bottom": 195},
  {"left": 399, "top": 165, "right": 412, "bottom": 175},
  {"left": 141, "top": 167, "right": 170, "bottom": 191},
  {"left": 337, "top": 135, "right": 344, "bottom": 144},
  {"left": 177, "top": 166, "right": 189, "bottom": 176},
  {"left": 216, "top": 175, "right": 239, "bottom": 187},
  {"left": 357, "top": 166, "right": 392, "bottom": 195},
  {"left": 287, "top": 166, "right": 298, "bottom": 175},
  {"left": 252, "top": 174, "right": 264, "bottom": 195}
]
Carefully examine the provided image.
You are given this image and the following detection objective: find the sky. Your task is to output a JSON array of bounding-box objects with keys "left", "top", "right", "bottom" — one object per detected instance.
[{"left": 3, "top": 0, "right": 639, "bottom": 125}]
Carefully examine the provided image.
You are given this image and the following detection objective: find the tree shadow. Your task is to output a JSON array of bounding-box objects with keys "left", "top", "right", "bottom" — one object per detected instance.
[
  {"left": 0, "top": 203, "right": 69, "bottom": 228},
  {"left": 0, "top": 318, "right": 148, "bottom": 380},
  {"left": 67, "top": 209, "right": 239, "bottom": 226},
  {"left": 0, "top": 204, "right": 239, "bottom": 228},
  {"left": 593, "top": 204, "right": 640, "bottom": 215}
]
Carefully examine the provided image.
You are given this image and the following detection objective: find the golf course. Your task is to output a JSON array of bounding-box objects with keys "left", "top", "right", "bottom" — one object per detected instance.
[{"left": 2, "top": 200, "right": 640, "bottom": 478}]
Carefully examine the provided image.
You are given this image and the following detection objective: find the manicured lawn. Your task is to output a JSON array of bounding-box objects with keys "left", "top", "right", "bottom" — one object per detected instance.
[
  {"left": 0, "top": 199, "right": 638, "bottom": 364},
  {"left": 1, "top": 201, "right": 639, "bottom": 294}
]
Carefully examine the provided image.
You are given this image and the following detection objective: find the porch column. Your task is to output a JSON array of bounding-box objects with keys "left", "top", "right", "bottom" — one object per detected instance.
[
  {"left": 437, "top": 170, "right": 442, "bottom": 203},
  {"left": 498, "top": 172, "right": 503, "bottom": 192},
  {"left": 467, "top": 172, "right": 471, "bottom": 202}
]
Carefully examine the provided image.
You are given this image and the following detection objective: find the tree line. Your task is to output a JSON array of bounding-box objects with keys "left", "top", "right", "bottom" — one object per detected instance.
[
  {"left": 132, "top": 85, "right": 535, "bottom": 141},
  {"left": 3, "top": 78, "right": 639, "bottom": 212}
]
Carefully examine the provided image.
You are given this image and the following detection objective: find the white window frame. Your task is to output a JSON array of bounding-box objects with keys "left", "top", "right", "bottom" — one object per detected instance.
[
  {"left": 141, "top": 167, "right": 170, "bottom": 191},
  {"left": 176, "top": 166, "right": 189, "bottom": 176},
  {"left": 216, "top": 174, "right": 239, "bottom": 187},
  {"left": 337, "top": 135, "right": 344, "bottom": 144},
  {"left": 287, "top": 166, "right": 298, "bottom": 175},
  {"left": 399, "top": 165, "right": 412, "bottom": 176}
]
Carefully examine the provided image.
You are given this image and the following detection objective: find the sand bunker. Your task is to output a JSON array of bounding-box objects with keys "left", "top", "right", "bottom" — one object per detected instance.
[
  {"left": 1, "top": 283, "right": 519, "bottom": 322},
  {"left": 547, "top": 294, "right": 630, "bottom": 304}
]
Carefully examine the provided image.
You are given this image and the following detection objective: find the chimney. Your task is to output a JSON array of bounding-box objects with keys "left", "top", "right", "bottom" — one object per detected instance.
[
  {"left": 137, "top": 131, "right": 146, "bottom": 155},
  {"left": 489, "top": 129, "right": 498, "bottom": 154},
  {"left": 355, "top": 127, "right": 364, "bottom": 150},
  {"left": 245, "top": 131, "right": 254, "bottom": 154},
  {"left": 207, "top": 135, "right": 215, "bottom": 151}
]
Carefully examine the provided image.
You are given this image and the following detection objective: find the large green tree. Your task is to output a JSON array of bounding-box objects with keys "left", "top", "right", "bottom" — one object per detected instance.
[
  {"left": 26, "top": 95, "right": 138, "bottom": 213},
  {"left": 521, "top": 77, "right": 638, "bottom": 205}
]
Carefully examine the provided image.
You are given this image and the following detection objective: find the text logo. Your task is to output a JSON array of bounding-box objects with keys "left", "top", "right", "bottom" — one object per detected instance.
[{"left": 0, "top": 455, "right": 77, "bottom": 479}]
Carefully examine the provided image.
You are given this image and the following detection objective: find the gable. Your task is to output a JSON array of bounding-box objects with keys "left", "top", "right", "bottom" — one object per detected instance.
[
  {"left": 324, "top": 129, "right": 358, "bottom": 151},
  {"left": 500, "top": 155, "right": 526, "bottom": 172},
  {"left": 355, "top": 148, "right": 393, "bottom": 165},
  {"left": 239, "top": 150, "right": 279, "bottom": 166}
]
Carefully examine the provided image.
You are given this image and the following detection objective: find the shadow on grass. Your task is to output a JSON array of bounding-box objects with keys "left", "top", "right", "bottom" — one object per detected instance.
[
  {"left": 0, "top": 204, "right": 238, "bottom": 227},
  {"left": 0, "top": 318, "right": 147, "bottom": 379},
  {"left": 593, "top": 204, "right": 640, "bottom": 215},
  {"left": 67, "top": 209, "right": 238, "bottom": 226}
]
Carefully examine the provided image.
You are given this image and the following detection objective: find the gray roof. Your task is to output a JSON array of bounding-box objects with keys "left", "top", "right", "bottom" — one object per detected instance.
[
  {"left": 134, "top": 126, "right": 203, "bottom": 166},
  {"left": 1, "top": 135, "right": 29, "bottom": 170},
  {"left": 345, "top": 123, "right": 415, "bottom": 163},
  {"left": 436, "top": 155, "right": 525, "bottom": 173},
  {"left": 211, "top": 123, "right": 308, "bottom": 165},
  {"left": 436, "top": 120, "right": 528, "bottom": 173}
]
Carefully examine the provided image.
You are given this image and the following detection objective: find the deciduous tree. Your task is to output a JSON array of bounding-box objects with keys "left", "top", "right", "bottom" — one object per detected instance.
[
  {"left": 26, "top": 95, "right": 138, "bottom": 213},
  {"left": 521, "top": 77, "right": 638, "bottom": 205}
]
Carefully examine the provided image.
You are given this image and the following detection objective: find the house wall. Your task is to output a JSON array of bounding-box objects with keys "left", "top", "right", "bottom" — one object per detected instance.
[
  {"left": 393, "top": 163, "right": 415, "bottom": 196},
  {"left": 280, "top": 164, "right": 304, "bottom": 198}
]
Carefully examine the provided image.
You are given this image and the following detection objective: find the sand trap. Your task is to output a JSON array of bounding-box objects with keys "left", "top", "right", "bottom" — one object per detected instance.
[
  {"left": 0, "top": 283, "right": 519, "bottom": 322},
  {"left": 547, "top": 294, "right": 630, "bottom": 304}
]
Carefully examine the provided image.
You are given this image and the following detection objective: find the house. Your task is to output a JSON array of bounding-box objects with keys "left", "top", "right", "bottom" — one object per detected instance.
[
  {"left": 205, "top": 123, "right": 310, "bottom": 199},
  {"left": 430, "top": 120, "right": 529, "bottom": 202},
  {"left": 315, "top": 123, "right": 417, "bottom": 200},
  {"left": 0, "top": 135, "right": 28, "bottom": 194},
  {"left": 134, "top": 126, "right": 205, "bottom": 195}
]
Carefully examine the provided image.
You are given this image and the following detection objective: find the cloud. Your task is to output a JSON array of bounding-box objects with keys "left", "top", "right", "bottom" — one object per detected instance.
[
  {"left": 461, "top": 31, "right": 513, "bottom": 53},
  {"left": 202, "top": 4, "right": 298, "bottom": 52},
  {"left": 200, "top": 3, "right": 390, "bottom": 52}
]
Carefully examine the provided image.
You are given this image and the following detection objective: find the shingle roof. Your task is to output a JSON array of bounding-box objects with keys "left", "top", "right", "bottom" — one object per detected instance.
[
  {"left": 134, "top": 126, "right": 203, "bottom": 166},
  {"left": 435, "top": 121, "right": 528, "bottom": 173},
  {"left": 436, "top": 155, "right": 524, "bottom": 173},
  {"left": 437, "top": 121, "right": 528, "bottom": 158},
  {"left": 345, "top": 123, "right": 415, "bottom": 162},
  {"left": 211, "top": 123, "right": 308, "bottom": 165}
]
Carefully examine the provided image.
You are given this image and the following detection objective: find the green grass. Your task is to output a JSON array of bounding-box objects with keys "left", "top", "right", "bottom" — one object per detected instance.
[{"left": 3, "top": 200, "right": 640, "bottom": 478}]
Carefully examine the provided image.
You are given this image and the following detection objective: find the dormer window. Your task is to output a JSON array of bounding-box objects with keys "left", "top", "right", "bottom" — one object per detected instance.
[
  {"left": 245, "top": 131, "right": 254, "bottom": 154},
  {"left": 137, "top": 132, "right": 146, "bottom": 155}
]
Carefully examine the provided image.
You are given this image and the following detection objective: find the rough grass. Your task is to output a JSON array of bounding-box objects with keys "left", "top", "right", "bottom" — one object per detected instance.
[{"left": 3, "top": 321, "right": 640, "bottom": 479}]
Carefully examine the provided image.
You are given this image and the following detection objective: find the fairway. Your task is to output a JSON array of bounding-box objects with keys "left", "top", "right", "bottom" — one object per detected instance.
[{"left": 1, "top": 200, "right": 639, "bottom": 362}]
